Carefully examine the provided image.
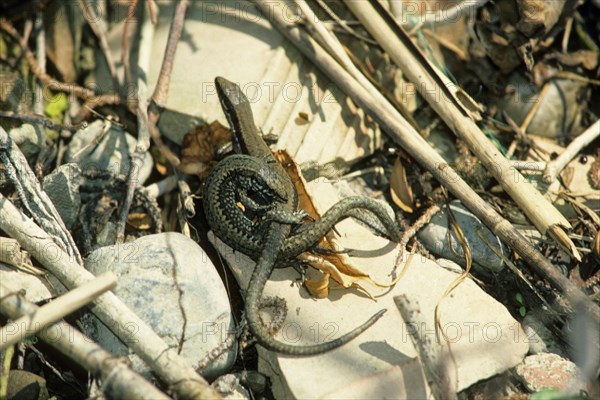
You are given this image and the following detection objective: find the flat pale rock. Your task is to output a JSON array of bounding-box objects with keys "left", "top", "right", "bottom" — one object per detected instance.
[
  {"left": 0, "top": 264, "right": 53, "bottom": 304},
  {"left": 209, "top": 182, "right": 528, "bottom": 398},
  {"left": 140, "top": 1, "right": 378, "bottom": 169}
]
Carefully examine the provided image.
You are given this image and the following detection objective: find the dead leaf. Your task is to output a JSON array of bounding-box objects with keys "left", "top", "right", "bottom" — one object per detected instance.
[
  {"left": 390, "top": 156, "right": 414, "bottom": 213},
  {"left": 155, "top": 161, "right": 168, "bottom": 176},
  {"left": 275, "top": 150, "right": 320, "bottom": 220},
  {"left": 276, "top": 151, "right": 399, "bottom": 298},
  {"left": 295, "top": 112, "right": 310, "bottom": 125},
  {"left": 299, "top": 253, "right": 375, "bottom": 300},
  {"left": 180, "top": 121, "right": 231, "bottom": 175}
]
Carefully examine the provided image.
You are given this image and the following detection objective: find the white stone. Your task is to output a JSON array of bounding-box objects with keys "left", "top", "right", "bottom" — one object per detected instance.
[
  {"left": 0, "top": 264, "right": 53, "bottom": 303},
  {"left": 522, "top": 311, "right": 566, "bottom": 356},
  {"left": 418, "top": 200, "right": 505, "bottom": 273},
  {"left": 9, "top": 124, "right": 41, "bottom": 157},
  {"left": 64, "top": 120, "right": 153, "bottom": 183},
  {"left": 85, "top": 232, "right": 236, "bottom": 380}
]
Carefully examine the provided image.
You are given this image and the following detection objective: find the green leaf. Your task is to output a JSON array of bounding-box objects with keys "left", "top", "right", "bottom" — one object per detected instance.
[
  {"left": 519, "top": 306, "right": 527, "bottom": 317},
  {"left": 515, "top": 292, "right": 524, "bottom": 304},
  {"left": 44, "top": 92, "right": 69, "bottom": 122}
]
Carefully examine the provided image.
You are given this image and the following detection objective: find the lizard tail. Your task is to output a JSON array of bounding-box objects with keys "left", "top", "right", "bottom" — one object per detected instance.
[{"left": 246, "top": 223, "right": 386, "bottom": 356}]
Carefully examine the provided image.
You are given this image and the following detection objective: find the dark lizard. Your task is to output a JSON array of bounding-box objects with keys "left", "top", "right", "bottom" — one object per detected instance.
[
  {"left": 204, "top": 77, "right": 399, "bottom": 355},
  {"left": 205, "top": 154, "right": 401, "bottom": 259},
  {"left": 207, "top": 77, "right": 402, "bottom": 258}
]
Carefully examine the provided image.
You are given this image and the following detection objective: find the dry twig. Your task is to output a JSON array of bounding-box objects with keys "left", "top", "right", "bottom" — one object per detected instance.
[
  {"left": 0, "top": 18, "right": 122, "bottom": 111},
  {"left": 0, "top": 111, "right": 79, "bottom": 132},
  {"left": 0, "top": 283, "right": 172, "bottom": 400},
  {"left": 312, "top": 0, "right": 377, "bottom": 44},
  {"left": 252, "top": 0, "right": 600, "bottom": 322},
  {"left": 78, "top": 0, "right": 119, "bottom": 88},
  {"left": 0, "top": 272, "right": 117, "bottom": 350},
  {"left": 394, "top": 295, "right": 457, "bottom": 400},
  {"left": 115, "top": 0, "right": 187, "bottom": 243},
  {"left": 0, "top": 127, "right": 81, "bottom": 264},
  {"left": 0, "top": 194, "right": 221, "bottom": 399},
  {"left": 543, "top": 120, "right": 600, "bottom": 183},
  {"left": 393, "top": 203, "right": 441, "bottom": 272},
  {"left": 344, "top": 1, "right": 571, "bottom": 239}
]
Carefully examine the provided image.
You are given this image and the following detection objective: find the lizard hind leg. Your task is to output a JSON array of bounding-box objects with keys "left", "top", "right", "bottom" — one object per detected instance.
[
  {"left": 246, "top": 226, "right": 386, "bottom": 356},
  {"left": 273, "top": 257, "right": 310, "bottom": 285}
]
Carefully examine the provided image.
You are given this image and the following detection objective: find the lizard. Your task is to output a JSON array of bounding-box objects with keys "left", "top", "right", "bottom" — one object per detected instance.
[{"left": 203, "top": 77, "right": 399, "bottom": 355}]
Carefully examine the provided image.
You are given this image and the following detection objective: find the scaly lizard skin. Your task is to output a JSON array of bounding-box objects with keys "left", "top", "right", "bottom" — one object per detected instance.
[{"left": 203, "top": 77, "right": 398, "bottom": 355}]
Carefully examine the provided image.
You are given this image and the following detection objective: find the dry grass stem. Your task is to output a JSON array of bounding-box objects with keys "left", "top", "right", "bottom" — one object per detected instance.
[
  {"left": 0, "top": 272, "right": 117, "bottom": 351},
  {"left": 0, "top": 194, "right": 220, "bottom": 399},
  {"left": 253, "top": 0, "right": 600, "bottom": 322},
  {"left": 0, "top": 283, "right": 171, "bottom": 400}
]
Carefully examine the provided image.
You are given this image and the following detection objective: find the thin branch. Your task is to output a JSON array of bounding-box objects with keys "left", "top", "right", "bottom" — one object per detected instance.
[
  {"left": 543, "top": 120, "right": 600, "bottom": 183},
  {"left": 0, "top": 111, "right": 80, "bottom": 132},
  {"left": 146, "top": 0, "right": 158, "bottom": 24},
  {"left": 293, "top": 0, "right": 397, "bottom": 118},
  {"left": 122, "top": 0, "right": 139, "bottom": 86},
  {"left": 0, "top": 283, "right": 172, "bottom": 400},
  {"left": 348, "top": 2, "right": 571, "bottom": 237},
  {"left": 33, "top": 12, "right": 45, "bottom": 115},
  {"left": 0, "top": 272, "right": 117, "bottom": 350},
  {"left": 151, "top": 0, "right": 189, "bottom": 108},
  {"left": 509, "top": 160, "right": 546, "bottom": 171},
  {"left": 252, "top": 0, "right": 600, "bottom": 323},
  {"left": 312, "top": 0, "right": 377, "bottom": 44},
  {"left": 0, "top": 18, "right": 122, "bottom": 108},
  {"left": 394, "top": 203, "right": 441, "bottom": 272},
  {"left": 32, "top": 12, "right": 46, "bottom": 182},
  {"left": 78, "top": 0, "right": 119, "bottom": 89},
  {"left": 400, "top": 0, "right": 489, "bottom": 30},
  {"left": 74, "top": 93, "right": 134, "bottom": 124},
  {"left": 0, "top": 193, "right": 221, "bottom": 399},
  {"left": 115, "top": 0, "right": 188, "bottom": 243}
]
